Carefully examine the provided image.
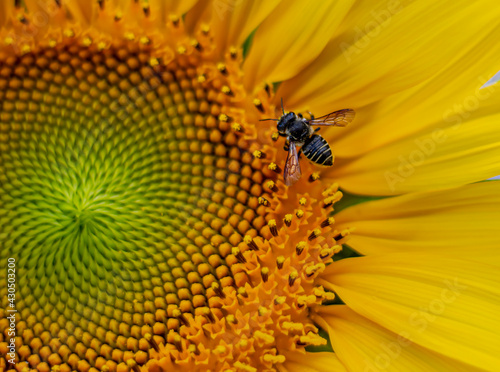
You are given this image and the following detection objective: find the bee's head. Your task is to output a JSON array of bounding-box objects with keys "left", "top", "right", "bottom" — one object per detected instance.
[{"left": 277, "top": 112, "right": 295, "bottom": 136}]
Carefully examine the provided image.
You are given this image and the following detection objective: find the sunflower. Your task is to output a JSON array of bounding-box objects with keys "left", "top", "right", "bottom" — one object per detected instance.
[{"left": 1, "top": 0, "right": 500, "bottom": 371}]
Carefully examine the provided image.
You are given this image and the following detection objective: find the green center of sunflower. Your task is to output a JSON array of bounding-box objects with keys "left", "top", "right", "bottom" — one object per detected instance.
[{"left": 0, "top": 40, "right": 278, "bottom": 371}]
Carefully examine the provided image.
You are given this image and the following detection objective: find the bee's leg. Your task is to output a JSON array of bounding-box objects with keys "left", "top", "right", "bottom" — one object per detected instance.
[
  {"left": 307, "top": 111, "right": 315, "bottom": 121},
  {"left": 297, "top": 148, "right": 302, "bottom": 158},
  {"left": 298, "top": 113, "right": 303, "bottom": 118},
  {"left": 314, "top": 127, "right": 320, "bottom": 132},
  {"left": 283, "top": 139, "right": 290, "bottom": 152}
]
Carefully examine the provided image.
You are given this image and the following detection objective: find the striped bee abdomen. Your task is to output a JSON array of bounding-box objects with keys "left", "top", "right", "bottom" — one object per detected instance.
[{"left": 302, "top": 134, "right": 333, "bottom": 166}]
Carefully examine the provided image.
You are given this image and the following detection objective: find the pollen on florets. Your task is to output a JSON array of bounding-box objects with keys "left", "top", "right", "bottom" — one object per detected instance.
[
  {"left": 268, "top": 162, "right": 281, "bottom": 173},
  {"left": 253, "top": 98, "right": 264, "bottom": 112},
  {"left": 310, "top": 172, "right": 321, "bottom": 182}
]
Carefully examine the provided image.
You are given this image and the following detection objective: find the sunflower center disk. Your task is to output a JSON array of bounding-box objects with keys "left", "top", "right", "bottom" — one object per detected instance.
[{"left": 0, "top": 36, "right": 349, "bottom": 372}]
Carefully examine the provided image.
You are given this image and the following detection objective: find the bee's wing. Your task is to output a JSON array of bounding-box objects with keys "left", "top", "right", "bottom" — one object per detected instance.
[
  {"left": 284, "top": 141, "right": 301, "bottom": 186},
  {"left": 309, "top": 109, "right": 355, "bottom": 127}
]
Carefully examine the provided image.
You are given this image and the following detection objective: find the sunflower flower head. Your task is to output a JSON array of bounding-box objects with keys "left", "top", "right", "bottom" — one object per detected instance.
[{"left": 0, "top": 2, "right": 354, "bottom": 371}]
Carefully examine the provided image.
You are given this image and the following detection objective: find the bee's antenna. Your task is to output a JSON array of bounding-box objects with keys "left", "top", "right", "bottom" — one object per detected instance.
[
  {"left": 259, "top": 118, "right": 279, "bottom": 121},
  {"left": 281, "top": 98, "right": 284, "bottom": 115}
]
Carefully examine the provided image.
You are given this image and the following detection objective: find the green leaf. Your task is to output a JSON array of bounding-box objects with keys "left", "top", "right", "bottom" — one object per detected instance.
[
  {"left": 242, "top": 29, "right": 256, "bottom": 59},
  {"left": 306, "top": 326, "right": 334, "bottom": 353},
  {"left": 333, "top": 189, "right": 390, "bottom": 214}
]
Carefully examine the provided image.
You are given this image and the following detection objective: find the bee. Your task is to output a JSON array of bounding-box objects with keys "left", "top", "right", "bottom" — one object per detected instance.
[{"left": 261, "top": 99, "right": 355, "bottom": 186}]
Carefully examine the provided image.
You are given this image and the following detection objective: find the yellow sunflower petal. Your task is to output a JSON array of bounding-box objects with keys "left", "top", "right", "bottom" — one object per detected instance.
[
  {"left": 327, "top": 94, "right": 500, "bottom": 195},
  {"left": 213, "top": 0, "right": 282, "bottom": 53},
  {"left": 319, "top": 253, "right": 500, "bottom": 371},
  {"left": 313, "top": 306, "right": 483, "bottom": 372},
  {"left": 335, "top": 182, "right": 500, "bottom": 260},
  {"left": 149, "top": 0, "right": 199, "bottom": 19},
  {"left": 44, "top": 0, "right": 97, "bottom": 25},
  {"left": 116, "top": 0, "right": 199, "bottom": 27},
  {"left": 184, "top": 0, "right": 282, "bottom": 59},
  {"left": 60, "top": 0, "right": 95, "bottom": 25},
  {"left": 279, "top": 351, "right": 347, "bottom": 372},
  {"left": 243, "top": 0, "right": 354, "bottom": 89},
  {"left": 0, "top": 1, "right": 14, "bottom": 29},
  {"left": 278, "top": 0, "right": 500, "bottom": 112},
  {"left": 328, "top": 24, "right": 500, "bottom": 158}
]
